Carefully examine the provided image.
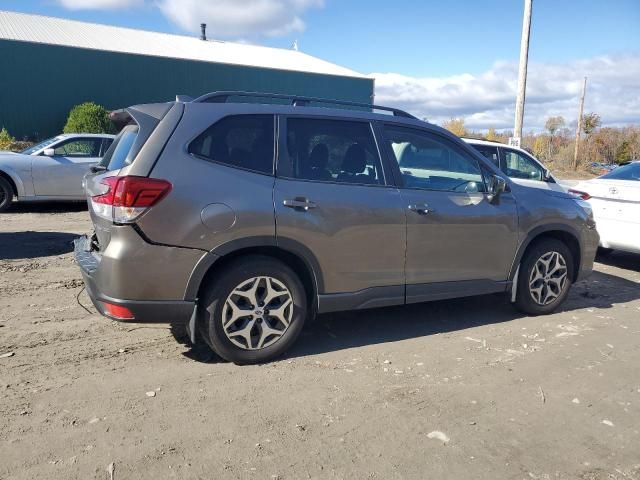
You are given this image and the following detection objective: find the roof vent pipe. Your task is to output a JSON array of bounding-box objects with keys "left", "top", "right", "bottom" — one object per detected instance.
[{"left": 200, "top": 23, "right": 207, "bottom": 41}]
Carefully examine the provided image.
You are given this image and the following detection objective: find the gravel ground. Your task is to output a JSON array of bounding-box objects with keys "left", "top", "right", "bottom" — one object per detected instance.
[{"left": 1, "top": 203, "right": 639, "bottom": 480}]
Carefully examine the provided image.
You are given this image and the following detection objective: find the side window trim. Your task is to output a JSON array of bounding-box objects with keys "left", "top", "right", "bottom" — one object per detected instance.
[
  {"left": 379, "top": 123, "right": 487, "bottom": 193},
  {"left": 277, "top": 114, "right": 392, "bottom": 187}
]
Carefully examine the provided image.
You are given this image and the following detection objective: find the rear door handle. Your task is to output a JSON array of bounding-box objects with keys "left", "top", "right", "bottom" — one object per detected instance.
[
  {"left": 408, "top": 203, "right": 433, "bottom": 214},
  {"left": 283, "top": 198, "right": 317, "bottom": 211}
]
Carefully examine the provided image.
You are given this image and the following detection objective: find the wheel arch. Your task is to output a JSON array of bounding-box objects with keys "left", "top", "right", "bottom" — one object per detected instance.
[
  {"left": 0, "top": 169, "right": 21, "bottom": 198},
  {"left": 511, "top": 225, "right": 582, "bottom": 282},
  {"left": 184, "top": 236, "right": 323, "bottom": 310}
]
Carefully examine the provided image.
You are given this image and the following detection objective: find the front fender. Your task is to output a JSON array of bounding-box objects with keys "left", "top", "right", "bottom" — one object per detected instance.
[{"left": 0, "top": 163, "right": 29, "bottom": 198}]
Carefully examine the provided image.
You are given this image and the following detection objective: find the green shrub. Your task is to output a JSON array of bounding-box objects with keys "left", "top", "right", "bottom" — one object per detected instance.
[
  {"left": 63, "top": 102, "right": 115, "bottom": 134},
  {"left": 0, "top": 127, "right": 15, "bottom": 150}
]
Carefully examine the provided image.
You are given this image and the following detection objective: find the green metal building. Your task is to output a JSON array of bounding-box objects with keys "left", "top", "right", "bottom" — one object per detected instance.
[{"left": 0, "top": 11, "right": 374, "bottom": 140}]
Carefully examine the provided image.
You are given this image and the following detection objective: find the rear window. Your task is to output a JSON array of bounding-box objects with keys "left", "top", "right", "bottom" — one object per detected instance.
[{"left": 100, "top": 125, "right": 139, "bottom": 170}]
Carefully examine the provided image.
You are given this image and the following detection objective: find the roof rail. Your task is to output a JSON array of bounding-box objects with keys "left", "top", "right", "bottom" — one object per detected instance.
[{"left": 191, "top": 91, "right": 417, "bottom": 119}]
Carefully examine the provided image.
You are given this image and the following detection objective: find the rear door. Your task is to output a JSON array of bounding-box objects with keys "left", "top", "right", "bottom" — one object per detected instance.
[
  {"left": 33, "top": 137, "right": 103, "bottom": 197},
  {"left": 379, "top": 124, "right": 518, "bottom": 301},
  {"left": 274, "top": 116, "right": 406, "bottom": 301}
]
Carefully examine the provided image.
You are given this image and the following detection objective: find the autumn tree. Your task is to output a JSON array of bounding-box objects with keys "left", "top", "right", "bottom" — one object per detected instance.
[
  {"left": 486, "top": 128, "right": 498, "bottom": 141},
  {"left": 582, "top": 113, "right": 601, "bottom": 135},
  {"left": 442, "top": 118, "right": 467, "bottom": 137},
  {"left": 544, "top": 116, "right": 565, "bottom": 159}
]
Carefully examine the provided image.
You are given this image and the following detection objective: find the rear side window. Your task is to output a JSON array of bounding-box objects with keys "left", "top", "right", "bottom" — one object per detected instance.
[
  {"left": 100, "top": 125, "right": 139, "bottom": 170},
  {"left": 282, "top": 117, "right": 384, "bottom": 185},
  {"left": 189, "top": 115, "right": 275, "bottom": 175},
  {"left": 470, "top": 144, "right": 500, "bottom": 166}
]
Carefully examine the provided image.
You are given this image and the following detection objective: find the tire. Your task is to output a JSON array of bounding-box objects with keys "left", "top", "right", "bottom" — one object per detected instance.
[
  {"left": 515, "top": 238, "right": 574, "bottom": 315},
  {"left": 201, "top": 255, "right": 307, "bottom": 364},
  {"left": 0, "top": 176, "right": 14, "bottom": 213}
]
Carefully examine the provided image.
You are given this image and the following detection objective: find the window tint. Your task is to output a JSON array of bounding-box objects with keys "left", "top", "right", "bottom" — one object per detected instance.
[
  {"left": 189, "top": 115, "right": 275, "bottom": 175},
  {"left": 53, "top": 138, "right": 101, "bottom": 157},
  {"left": 100, "top": 125, "right": 138, "bottom": 170},
  {"left": 470, "top": 144, "right": 499, "bottom": 166},
  {"left": 502, "top": 149, "right": 543, "bottom": 181},
  {"left": 283, "top": 118, "right": 384, "bottom": 185},
  {"left": 384, "top": 126, "right": 485, "bottom": 193},
  {"left": 600, "top": 163, "right": 640, "bottom": 181}
]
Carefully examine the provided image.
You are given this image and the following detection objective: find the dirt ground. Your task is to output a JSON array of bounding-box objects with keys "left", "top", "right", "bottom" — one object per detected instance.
[{"left": 1, "top": 203, "right": 639, "bottom": 480}]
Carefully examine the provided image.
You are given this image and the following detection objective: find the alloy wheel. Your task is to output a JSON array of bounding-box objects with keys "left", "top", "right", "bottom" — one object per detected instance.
[
  {"left": 528, "top": 251, "right": 568, "bottom": 306},
  {"left": 221, "top": 276, "right": 293, "bottom": 350}
]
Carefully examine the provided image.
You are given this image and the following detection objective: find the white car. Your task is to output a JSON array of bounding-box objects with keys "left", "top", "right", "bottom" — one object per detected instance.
[
  {"left": 0, "top": 133, "right": 114, "bottom": 212},
  {"left": 571, "top": 161, "right": 640, "bottom": 255},
  {"left": 463, "top": 138, "right": 564, "bottom": 192}
]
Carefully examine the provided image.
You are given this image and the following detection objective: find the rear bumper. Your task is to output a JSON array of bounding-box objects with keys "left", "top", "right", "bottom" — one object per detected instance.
[{"left": 74, "top": 235, "right": 195, "bottom": 323}]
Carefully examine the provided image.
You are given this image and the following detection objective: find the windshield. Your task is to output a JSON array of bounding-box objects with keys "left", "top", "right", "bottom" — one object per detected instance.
[
  {"left": 20, "top": 137, "right": 60, "bottom": 155},
  {"left": 99, "top": 125, "right": 139, "bottom": 170},
  {"left": 599, "top": 162, "right": 640, "bottom": 181}
]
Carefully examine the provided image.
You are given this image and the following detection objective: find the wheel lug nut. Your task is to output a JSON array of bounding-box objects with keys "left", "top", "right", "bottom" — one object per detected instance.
[{"left": 259, "top": 302, "right": 264, "bottom": 307}]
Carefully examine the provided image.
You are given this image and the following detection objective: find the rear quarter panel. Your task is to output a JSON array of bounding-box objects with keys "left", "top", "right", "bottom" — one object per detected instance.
[{"left": 135, "top": 103, "right": 276, "bottom": 250}]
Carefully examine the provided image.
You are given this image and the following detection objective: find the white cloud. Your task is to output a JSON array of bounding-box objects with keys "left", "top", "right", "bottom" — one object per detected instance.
[
  {"left": 56, "top": 0, "right": 143, "bottom": 9},
  {"left": 371, "top": 55, "right": 640, "bottom": 131},
  {"left": 156, "top": 0, "right": 323, "bottom": 37}
]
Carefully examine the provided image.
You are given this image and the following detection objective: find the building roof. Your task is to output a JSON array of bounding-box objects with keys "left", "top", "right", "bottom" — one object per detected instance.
[{"left": 0, "top": 10, "right": 366, "bottom": 79}]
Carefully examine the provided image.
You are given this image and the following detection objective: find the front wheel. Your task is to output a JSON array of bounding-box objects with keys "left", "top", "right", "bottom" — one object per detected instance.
[
  {"left": 515, "top": 238, "right": 574, "bottom": 315},
  {"left": 201, "top": 255, "right": 307, "bottom": 364},
  {"left": 0, "top": 176, "right": 14, "bottom": 213}
]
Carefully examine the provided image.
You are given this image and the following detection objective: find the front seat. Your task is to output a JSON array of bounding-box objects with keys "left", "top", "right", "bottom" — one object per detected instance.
[
  {"left": 306, "top": 143, "right": 332, "bottom": 181},
  {"left": 337, "top": 143, "right": 375, "bottom": 184}
]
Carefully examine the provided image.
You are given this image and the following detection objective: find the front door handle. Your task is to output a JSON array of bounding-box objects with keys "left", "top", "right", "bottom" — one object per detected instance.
[
  {"left": 408, "top": 203, "right": 433, "bottom": 214},
  {"left": 283, "top": 198, "right": 317, "bottom": 211}
]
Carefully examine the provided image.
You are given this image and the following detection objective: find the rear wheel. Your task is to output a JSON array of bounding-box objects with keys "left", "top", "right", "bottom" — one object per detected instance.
[
  {"left": 0, "top": 176, "right": 14, "bottom": 213},
  {"left": 515, "top": 238, "right": 574, "bottom": 315},
  {"left": 201, "top": 255, "right": 307, "bottom": 364}
]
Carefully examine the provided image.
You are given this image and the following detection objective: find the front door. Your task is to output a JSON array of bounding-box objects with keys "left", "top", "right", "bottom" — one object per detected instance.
[
  {"left": 274, "top": 116, "right": 406, "bottom": 308},
  {"left": 379, "top": 124, "right": 519, "bottom": 302},
  {"left": 33, "top": 137, "right": 104, "bottom": 197}
]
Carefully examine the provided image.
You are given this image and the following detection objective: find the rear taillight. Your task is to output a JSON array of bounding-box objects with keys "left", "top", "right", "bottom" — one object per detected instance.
[
  {"left": 91, "top": 176, "right": 172, "bottom": 223},
  {"left": 568, "top": 189, "right": 591, "bottom": 201}
]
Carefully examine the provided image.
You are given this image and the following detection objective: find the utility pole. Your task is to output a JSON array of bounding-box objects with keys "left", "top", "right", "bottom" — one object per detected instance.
[
  {"left": 572, "top": 76, "right": 587, "bottom": 170},
  {"left": 513, "top": 0, "right": 533, "bottom": 147}
]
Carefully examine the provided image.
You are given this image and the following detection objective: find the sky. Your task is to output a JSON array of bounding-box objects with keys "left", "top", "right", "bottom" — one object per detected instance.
[{"left": 2, "top": 0, "right": 639, "bottom": 131}]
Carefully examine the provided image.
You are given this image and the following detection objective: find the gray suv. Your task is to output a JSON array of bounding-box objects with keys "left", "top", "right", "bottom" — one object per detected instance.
[{"left": 75, "top": 92, "right": 599, "bottom": 364}]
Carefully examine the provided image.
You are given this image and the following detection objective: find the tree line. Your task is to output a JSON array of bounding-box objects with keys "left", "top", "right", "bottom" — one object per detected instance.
[{"left": 441, "top": 115, "right": 640, "bottom": 170}]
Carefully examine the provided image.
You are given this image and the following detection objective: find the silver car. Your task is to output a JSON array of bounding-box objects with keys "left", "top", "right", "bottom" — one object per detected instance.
[
  {"left": 0, "top": 133, "right": 114, "bottom": 211},
  {"left": 74, "top": 92, "right": 599, "bottom": 365}
]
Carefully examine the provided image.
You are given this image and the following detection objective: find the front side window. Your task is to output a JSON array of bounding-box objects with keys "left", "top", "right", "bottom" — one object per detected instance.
[
  {"left": 470, "top": 144, "right": 500, "bottom": 166},
  {"left": 502, "top": 148, "right": 543, "bottom": 181},
  {"left": 189, "top": 115, "right": 275, "bottom": 175},
  {"left": 383, "top": 126, "right": 485, "bottom": 193},
  {"left": 282, "top": 118, "right": 384, "bottom": 185},
  {"left": 53, "top": 138, "right": 101, "bottom": 157}
]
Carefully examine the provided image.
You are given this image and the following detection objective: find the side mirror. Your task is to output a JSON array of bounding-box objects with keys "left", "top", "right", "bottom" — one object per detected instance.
[
  {"left": 487, "top": 174, "right": 507, "bottom": 202},
  {"left": 43, "top": 148, "right": 55, "bottom": 157},
  {"left": 543, "top": 169, "right": 552, "bottom": 181}
]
